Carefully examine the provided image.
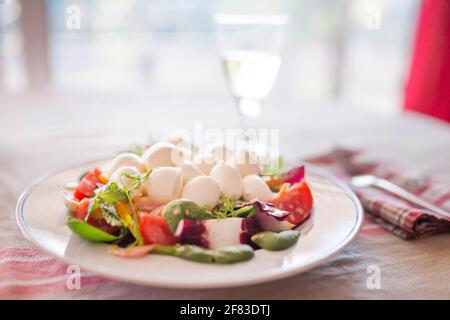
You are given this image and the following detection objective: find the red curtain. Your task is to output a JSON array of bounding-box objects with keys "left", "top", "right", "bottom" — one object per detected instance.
[{"left": 404, "top": 0, "right": 450, "bottom": 122}]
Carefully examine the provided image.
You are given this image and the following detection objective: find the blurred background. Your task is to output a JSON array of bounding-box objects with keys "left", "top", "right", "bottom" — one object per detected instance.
[{"left": 0, "top": 0, "right": 422, "bottom": 117}]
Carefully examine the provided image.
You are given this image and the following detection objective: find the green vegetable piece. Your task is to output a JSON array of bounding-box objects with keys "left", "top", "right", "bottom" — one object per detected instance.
[
  {"left": 152, "top": 244, "right": 254, "bottom": 264},
  {"left": 163, "top": 199, "right": 211, "bottom": 233},
  {"left": 251, "top": 230, "right": 300, "bottom": 251},
  {"left": 213, "top": 245, "right": 255, "bottom": 264},
  {"left": 233, "top": 205, "right": 257, "bottom": 218},
  {"left": 174, "top": 245, "right": 215, "bottom": 263},
  {"left": 153, "top": 244, "right": 214, "bottom": 263},
  {"left": 67, "top": 217, "right": 120, "bottom": 243}
]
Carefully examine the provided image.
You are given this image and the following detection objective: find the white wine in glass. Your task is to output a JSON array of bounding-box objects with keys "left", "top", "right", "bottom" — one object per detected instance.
[
  {"left": 223, "top": 50, "right": 281, "bottom": 117},
  {"left": 215, "top": 14, "right": 287, "bottom": 125}
]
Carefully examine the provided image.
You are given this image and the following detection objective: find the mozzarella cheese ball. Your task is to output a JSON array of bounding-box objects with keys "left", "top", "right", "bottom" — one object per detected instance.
[
  {"left": 242, "top": 174, "right": 274, "bottom": 202},
  {"left": 181, "top": 176, "right": 221, "bottom": 209},
  {"left": 194, "top": 153, "right": 217, "bottom": 175},
  {"left": 143, "top": 167, "right": 183, "bottom": 205},
  {"left": 176, "top": 161, "right": 204, "bottom": 185},
  {"left": 205, "top": 144, "right": 234, "bottom": 162},
  {"left": 232, "top": 149, "right": 260, "bottom": 177},
  {"left": 107, "top": 153, "right": 146, "bottom": 177},
  {"left": 210, "top": 162, "right": 243, "bottom": 200},
  {"left": 203, "top": 218, "right": 244, "bottom": 250},
  {"left": 142, "top": 142, "right": 183, "bottom": 169},
  {"left": 109, "top": 166, "right": 141, "bottom": 190}
]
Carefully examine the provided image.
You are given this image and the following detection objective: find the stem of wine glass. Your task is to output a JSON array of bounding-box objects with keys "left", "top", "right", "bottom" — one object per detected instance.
[
  {"left": 235, "top": 98, "right": 262, "bottom": 143},
  {"left": 236, "top": 98, "right": 261, "bottom": 128}
]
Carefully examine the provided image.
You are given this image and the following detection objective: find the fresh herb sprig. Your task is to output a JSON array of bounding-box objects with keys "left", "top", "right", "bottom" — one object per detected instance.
[
  {"left": 87, "top": 182, "right": 127, "bottom": 227},
  {"left": 120, "top": 169, "right": 152, "bottom": 246},
  {"left": 86, "top": 169, "right": 152, "bottom": 246},
  {"left": 208, "top": 195, "right": 235, "bottom": 219},
  {"left": 122, "top": 169, "right": 152, "bottom": 191},
  {"left": 208, "top": 195, "right": 257, "bottom": 219}
]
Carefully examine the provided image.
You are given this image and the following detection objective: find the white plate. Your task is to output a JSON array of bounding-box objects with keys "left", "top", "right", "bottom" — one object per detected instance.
[{"left": 16, "top": 159, "right": 363, "bottom": 289}]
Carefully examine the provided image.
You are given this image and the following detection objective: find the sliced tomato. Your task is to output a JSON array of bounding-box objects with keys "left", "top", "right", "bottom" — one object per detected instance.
[
  {"left": 74, "top": 168, "right": 103, "bottom": 201},
  {"left": 139, "top": 214, "right": 178, "bottom": 245},
  {"left": 271, "top": 181, "right": 313, "bottom": 225},
  {"left": 76, "top": 198, "right": 90, "bottom": 220}
]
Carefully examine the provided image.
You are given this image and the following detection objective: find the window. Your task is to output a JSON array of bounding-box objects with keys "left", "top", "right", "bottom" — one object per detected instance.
[{"left": 1, "top": 0, "right": 421, "bottom": 115}]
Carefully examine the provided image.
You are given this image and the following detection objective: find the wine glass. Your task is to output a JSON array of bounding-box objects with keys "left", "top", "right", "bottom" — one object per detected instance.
[{"left": 214, "top": 14, "right": 288, "bottom": 127}]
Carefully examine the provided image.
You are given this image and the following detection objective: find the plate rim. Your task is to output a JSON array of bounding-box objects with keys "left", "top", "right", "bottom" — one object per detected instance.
[{"left": 15, "top": 157, "right": 364, "bottom": 289}]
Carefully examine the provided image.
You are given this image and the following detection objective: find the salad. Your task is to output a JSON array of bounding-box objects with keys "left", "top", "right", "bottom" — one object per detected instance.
[{"left": 63, "top": 141, "right": 314, "bottom": 264}]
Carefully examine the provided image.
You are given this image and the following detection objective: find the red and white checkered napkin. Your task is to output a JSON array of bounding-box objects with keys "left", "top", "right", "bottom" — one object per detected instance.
[{"left": 307, "top": 149, "right": 450, "bottom": 239}]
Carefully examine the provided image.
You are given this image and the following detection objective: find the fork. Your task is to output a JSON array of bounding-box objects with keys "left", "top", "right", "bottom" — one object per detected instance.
[{"left": 350, "top": 174, "right": 450, "bottom": 219}]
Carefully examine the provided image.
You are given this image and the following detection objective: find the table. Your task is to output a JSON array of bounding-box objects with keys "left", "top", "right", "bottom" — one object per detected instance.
[{"left": 1, "top": 91, "right": 449, "bottom": 299}]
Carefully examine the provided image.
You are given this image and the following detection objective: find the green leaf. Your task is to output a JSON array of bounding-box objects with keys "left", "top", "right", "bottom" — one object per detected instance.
[
  {"left": 87, "top": 182, "right": 127, "bottom": 222},
  {"left": 67, "top": 217, "right": 121, "bottom": 243},
  {"left": 96, "top": 183, "right": 127, "bottom": 203},
  {"left": 122, "top": 187, "right": 144, "bottom": 246},
  {"left": 233, "top": 205, "right": 257, "bottom": 218},
  {"left": 122, "top": 169, "right": 152, "bottom": 192},
  {"left": 251, "top": 230, "right": 300, "bottom": 251},
  {"left": 99, "top": 203, "right": 122, "bottom": 227},
  {"left": 163, "top": 199, "right": 211, "bottom": 233},
  {"left": 208, "top": 195, "right": 240, "bottom": 219}
]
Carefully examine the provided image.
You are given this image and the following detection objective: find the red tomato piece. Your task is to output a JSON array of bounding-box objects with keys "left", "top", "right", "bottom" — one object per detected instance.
[
  {"left": 271, "top": 181, "right": 313, "bottom": 225},
  {"left": 74, "top": 168, "right": 102, "bottom": 201},
  {"left": 139, "top": 214, "right": 178, "bottom": 245}
]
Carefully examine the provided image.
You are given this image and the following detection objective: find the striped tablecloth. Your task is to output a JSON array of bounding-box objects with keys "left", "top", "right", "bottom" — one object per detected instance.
[{"left": 1, "top": 92, "right": 450, "bottom": 299}]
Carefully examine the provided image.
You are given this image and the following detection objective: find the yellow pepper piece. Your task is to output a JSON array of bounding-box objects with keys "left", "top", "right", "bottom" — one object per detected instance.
[
  {"left": 115, "top": 201, "right": 132, "bottom": 227},
  {"left": 99, "top": 174, "right": 109, "bottom": 185},
  {"left": 266, "top": 177, "right": 282, "bottom": 190}
]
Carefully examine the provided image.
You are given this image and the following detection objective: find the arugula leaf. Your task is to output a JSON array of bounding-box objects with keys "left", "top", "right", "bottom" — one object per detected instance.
[{"left": 209, "top": 195, "right": 241, "bottom": 219}]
